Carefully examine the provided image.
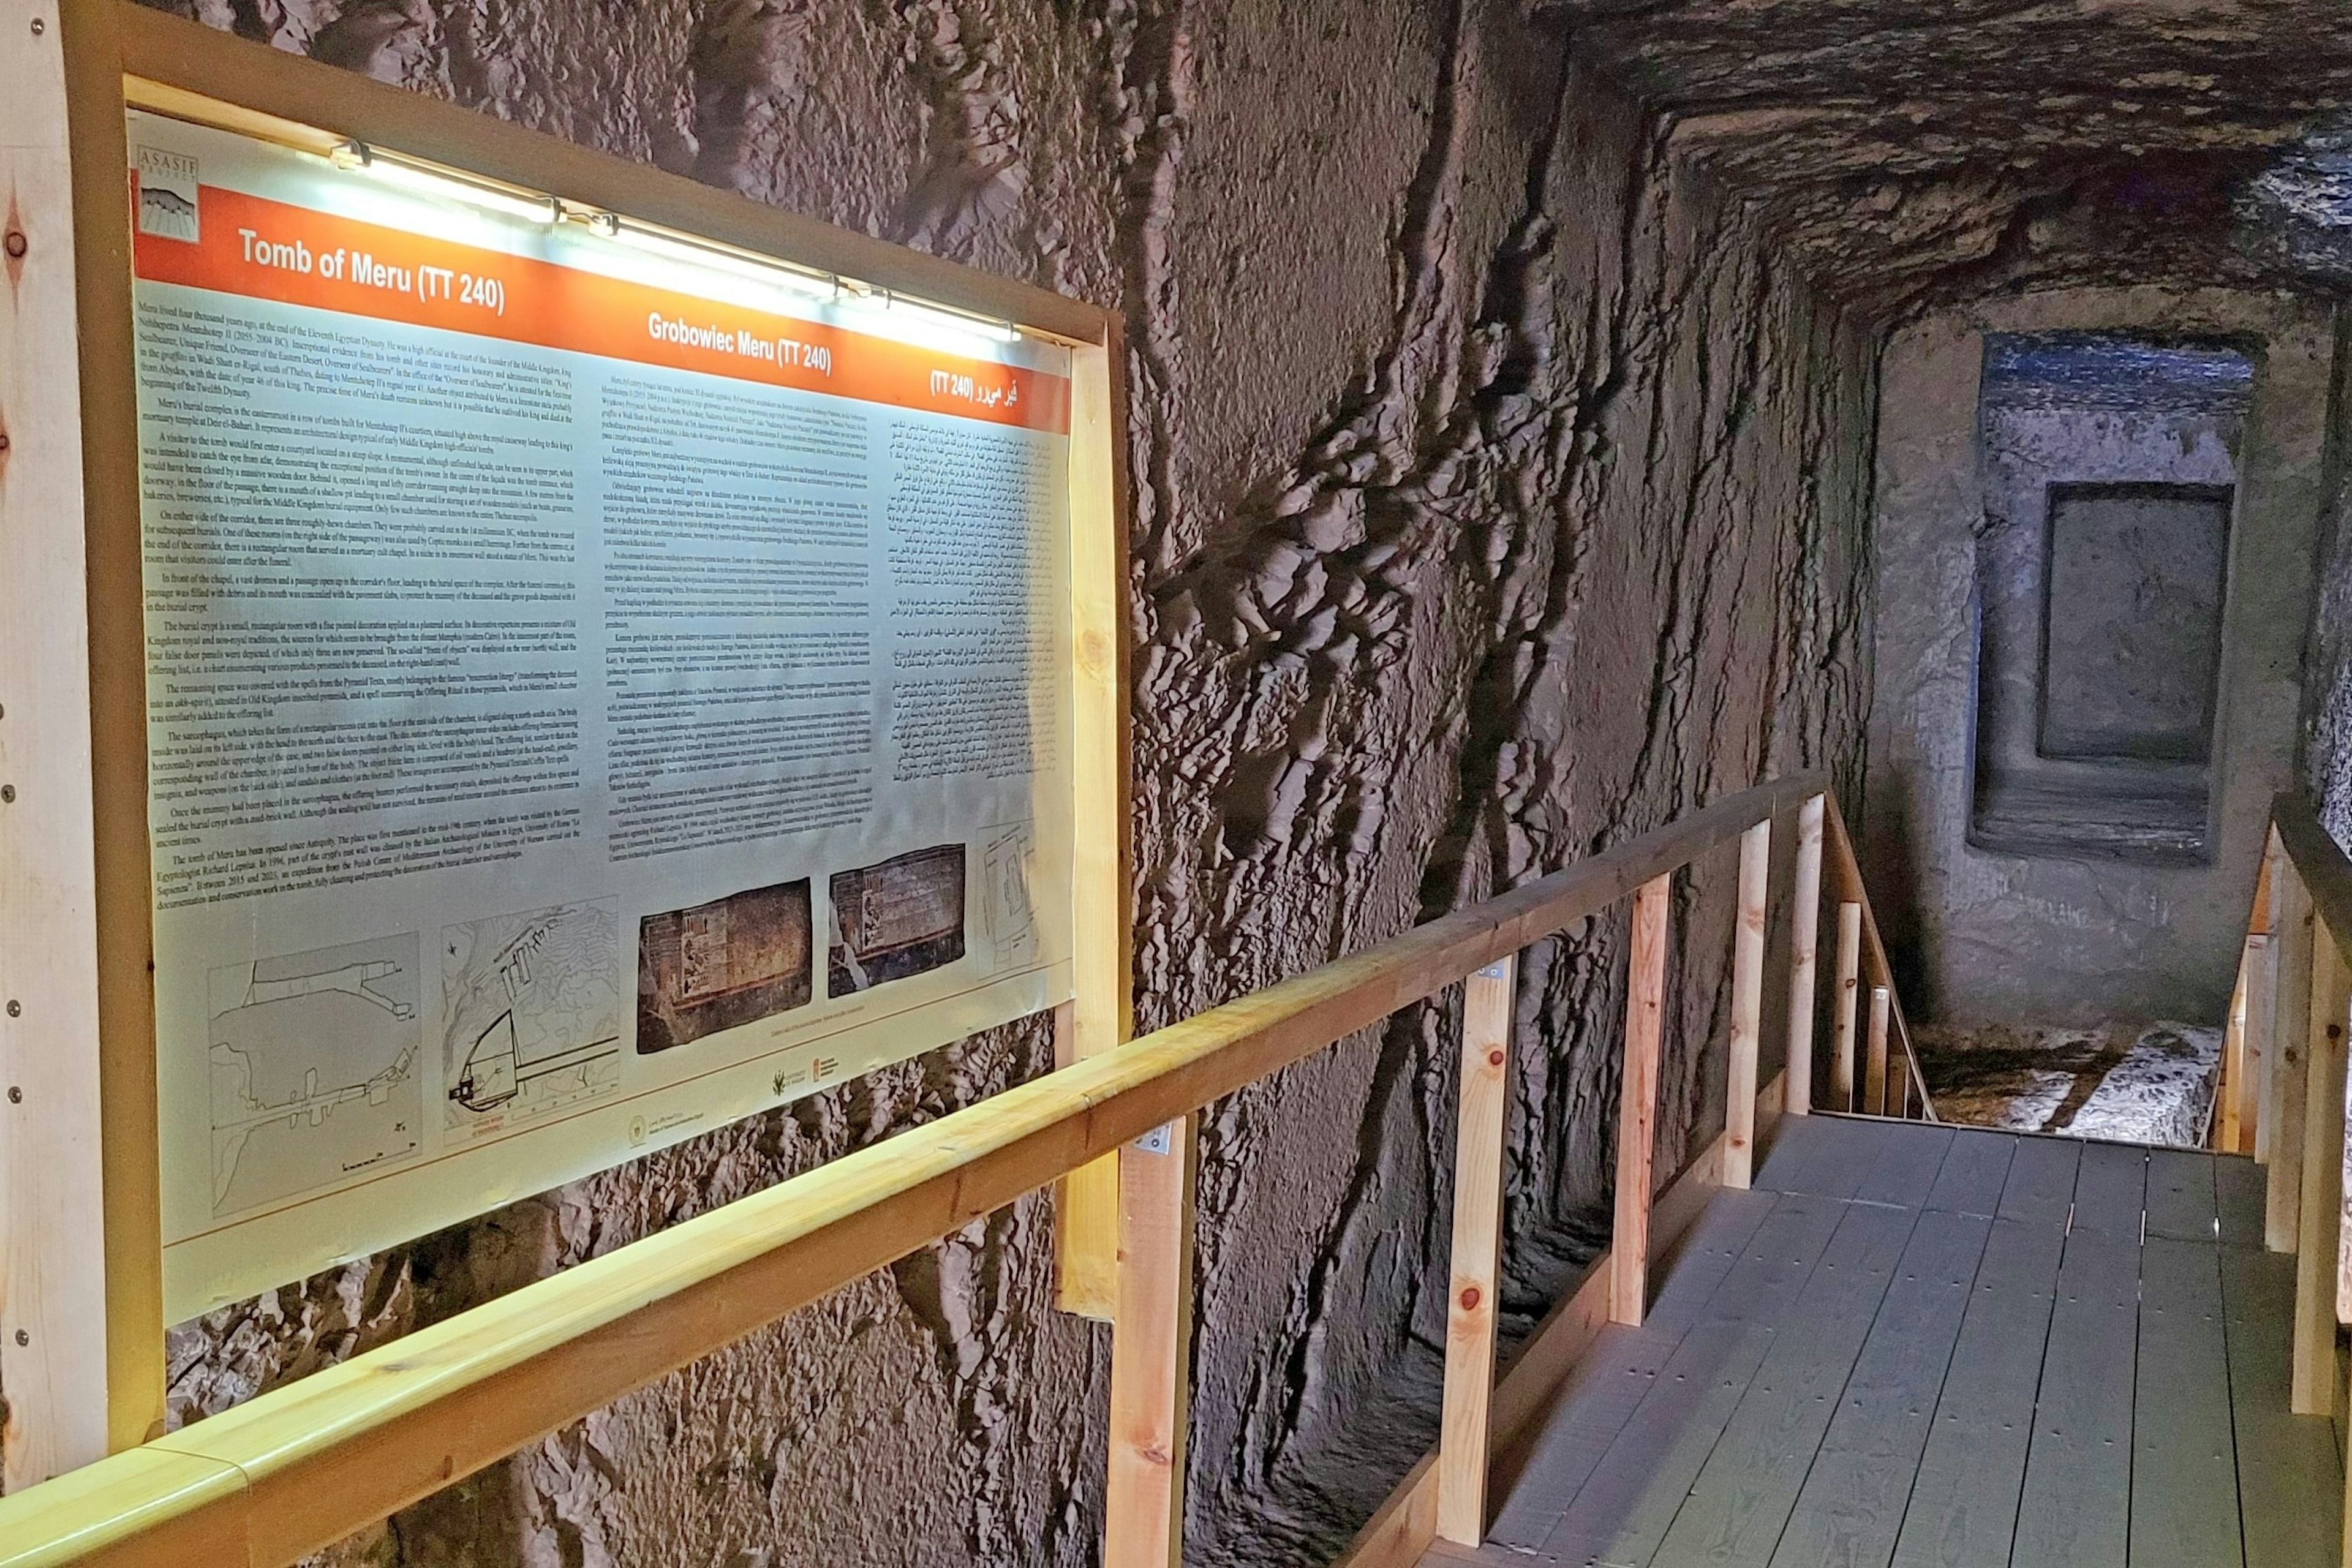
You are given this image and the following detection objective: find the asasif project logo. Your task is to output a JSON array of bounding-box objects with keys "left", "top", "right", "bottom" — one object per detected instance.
[{"left": 137, "top": 146, "right": 200, "bottom": 241}]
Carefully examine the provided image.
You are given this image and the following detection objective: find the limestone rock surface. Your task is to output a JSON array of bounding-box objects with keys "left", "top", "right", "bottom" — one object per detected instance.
[{"left": 125, "top": 1, "right": 1924, "bottom": 1563}]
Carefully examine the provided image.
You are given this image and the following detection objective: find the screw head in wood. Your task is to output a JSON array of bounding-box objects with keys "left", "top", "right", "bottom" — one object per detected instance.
[
  {"left": 12, "top": 1330, "right": 26, "bottom": 1347},
  {"left": 29, "top": 15, "right": 43, "bottom": 32},
  {"left": 4, "top": 1087, "right": 17, "bottom": 1104},
  {"left": 2, "top": 232, "right": 24, "bottom": 259},
  {"left": 1, "top": 785, "right": 14, "bottom": 802},
  {"left": 5, "top": 1000, "right": 18, "bottom": 1017}
]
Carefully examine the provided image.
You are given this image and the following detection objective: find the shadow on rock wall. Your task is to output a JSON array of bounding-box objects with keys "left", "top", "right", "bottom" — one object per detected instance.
[{"left": 140, "top": 1, "right": 1875, "bottom": 1563}]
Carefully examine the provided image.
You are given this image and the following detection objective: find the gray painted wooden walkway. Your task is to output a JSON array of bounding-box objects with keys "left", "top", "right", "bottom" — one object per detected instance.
[{"left": 1429, "top": 1115, "right": 2342, "bottom": 1568}]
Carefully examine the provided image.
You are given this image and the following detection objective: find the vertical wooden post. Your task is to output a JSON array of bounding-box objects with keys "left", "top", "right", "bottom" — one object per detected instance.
[
  {"left": 1724, "top": 820, "right": 1771, "bottom": 1189},
  {"left": 0, "top": 0, "right": 119, "bottom": 1482},
  {"left": 1831, "top": 902, "right": 1861, "bottom": 1112},
  {"left": 1104, "top": 1116, "right": 1199, "bottom": 1568},
  {"left": 2240, "top": 934, "right": 2270, "bottom": 1156},
  {"left": 2221, "top": 957, "right": 2249, "bottom": 1152},
  {"left": 2270, "top": 862, "right": 2316, "bottom": 1253},
  {"left": 2260, "top": 832, "right": 2290, "bottom": 1164},
  {"left": 64, "top": 0, "right": 170, "bottom": 1455},
  {"left": 1865, "top": 986, "right": 1891, "bottom": 1118},
  {"left": 1784, "top": 796, "right": 1824, "bottom": 1118},
  {"left": 2244, "top": 846, "right": 2273, "bottom": 1155},
  {"left": 1055, "top": 331, "right": 1134, "bottom": 1322},
  {"left": 2290, "top": 926, "right": 2348, "bottom": 1417},
  {"left": 1436, "top": 956, "right": 1517, "bottom": 1547},
  {"left": 1612, "top": 875, "right": 1670, "bottom": 1327}
]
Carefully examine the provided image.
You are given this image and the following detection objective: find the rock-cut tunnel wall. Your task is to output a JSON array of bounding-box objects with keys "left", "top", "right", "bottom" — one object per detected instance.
[{"left": 123, "top": 2, "right": 1877, "bottom": 1564}]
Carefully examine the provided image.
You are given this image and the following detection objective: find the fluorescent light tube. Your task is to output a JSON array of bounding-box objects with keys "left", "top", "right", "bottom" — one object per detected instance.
[
  {"left": 589, "top": 214, "right": 839, "bottom": 303},
  {"left": 845, "top": 290, "right": 1019, "bottom": 352},
  {"left": 330, "top": 141, "right": 559, "bottom": 225}
]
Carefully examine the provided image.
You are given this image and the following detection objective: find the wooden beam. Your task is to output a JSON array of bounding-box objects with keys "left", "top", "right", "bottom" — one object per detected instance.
[
  {"left": 1785, "top": 795, "right": 1824, "bottom": 1117},
  {"left": 61, "top": 0, "right": 169, "bottom": 1455},
  {"left": 1724, "top": 820, "right": 1770, "bottom": 1188},
  {"left": 1436, "top": 956, "right": 1517, "bottom": 1546},
  {"left": 2240, "top": 935, "right": 2270, "bottom": 1155},
  {"left": 2259, "top": 832, "right": 2289, "bottom": 1165},
  {"left": 1865, "top": 986, "right": 1891, "bottom": 1118},
  {"left": 0, "top": 0, "right": 116, "bottom": 1486},
  {"left": 1104, "top": 1119, "right": 1197, "bottom": 1568},
  {"left": 1831, "top": 903, "right": 1861, "bottom": 1113},
  {"left": 2269, "top": 861, "right": 2316, "bottom": 1253},
  {"left": 2291, "top": 924, "right": 2348, "bottom": 1416},
  {"left": 2221, "top": 956, "right": 2248, "bottom": 1152},
  {"left": 2273, "top": 793, "right": 2352, "bottom": 979},
  {"left": 1054, "top": 331, "right": 1133, "bottom": 1321},
  {"left": 1612, "top": 875, "right": 1670, "bottom": 1327}
]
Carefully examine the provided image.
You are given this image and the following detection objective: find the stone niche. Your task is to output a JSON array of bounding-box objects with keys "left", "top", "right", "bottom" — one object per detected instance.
[
  {"left": 1867, "top": 291, "right": 2332, "bottom": 1027},
  {"left": 1967, "top": 334, "right": 2252, "bottom": 863}
]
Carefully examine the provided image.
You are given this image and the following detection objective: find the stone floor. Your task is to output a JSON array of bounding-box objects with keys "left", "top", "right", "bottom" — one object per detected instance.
[{"left": 1912, "top": 1020, "right": 2222, "bottom": 1147}]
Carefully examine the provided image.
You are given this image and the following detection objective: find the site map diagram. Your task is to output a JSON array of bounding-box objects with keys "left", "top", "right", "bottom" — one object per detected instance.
[
  {"left": 442, "top": 899, "right": 624, "bottom": 1139},
  {"left": 209, "top": 933, "right": 423, "bottom": 1216}
]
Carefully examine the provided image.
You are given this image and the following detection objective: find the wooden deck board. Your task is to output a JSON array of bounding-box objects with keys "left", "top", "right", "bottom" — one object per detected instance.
[
  {"left": 2146, "top": 1150, "right": 2220, "bottom": 1243},
  {"left": 1998, "top": 1224, "right": 2141, "bottom": 1566},
  {"left": 1755, "top": 1114, "right": 1878, "bottom": 1202},
  {"left": 2216, "top": 1156, "right": 2267, "bottom": 1250},
  {"left": 2132, "top": 1237, "right": 2242, "bottom": 1568},
  {"left": 1766, "top": 1209, "right": 1991, "bottom": 1568},
  {"left": 1852, "top": 1123, "right": 1955, "bottom": 1212},
  {"left": 2220, "top": 1243, "right": 2342, "bottom": 1568},
  {"left": 1998, "top": 1136, "right": 2082, "bottom": 1226},
  {"left": 2071, "top": 1141, "right": 2149, "bottom": 1236},
  {"left": 1651, "top": 1200, "right": 1919, "bottom": 1565},
  {"left": 1483, "top": 1192, "right": 1780, "bottom": 1551},
  {"left": 1923, "top": 1128, "right": 2016, "bottom": 1218},
  {"left": 1436, "top": 1122, "right": 2316, "bottom": 1568},
  {"left": 1534, "top": 1198, "right": 1849, "bottom": 1565},
  {"left": 1888, "top": 1214, "right": 2067, "bottom": 1568}
]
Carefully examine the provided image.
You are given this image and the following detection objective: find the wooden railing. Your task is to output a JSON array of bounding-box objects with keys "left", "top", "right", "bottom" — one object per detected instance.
[
  {"left": 2212, "top": 793, "right": 2352, "bottom": 1525},
  {"left": 0, "top": 774, "right": 1925, "bottom": 1568}
]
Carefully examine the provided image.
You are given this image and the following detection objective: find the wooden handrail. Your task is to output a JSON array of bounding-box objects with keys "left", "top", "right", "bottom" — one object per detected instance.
[
  {"left": 2272, "top": 793, "right": 2352, "bottom": 962},
  {"left": 0, "top": 771, "right": 1844, "bottom": 1567},
  {"left": 2222, "top": 790, "right": 2352, "bottom": 1566}
]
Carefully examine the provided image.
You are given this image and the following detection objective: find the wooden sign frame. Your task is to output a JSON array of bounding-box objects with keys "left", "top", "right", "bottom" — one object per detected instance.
[{"left": 1, "top": 0, "right": 1132, "bottom": 1482}]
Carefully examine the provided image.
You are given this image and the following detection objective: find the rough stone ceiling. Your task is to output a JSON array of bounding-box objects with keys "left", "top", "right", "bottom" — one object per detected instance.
[{"left": 1547, "top": 0, "right": 2352, "bottom": 316}]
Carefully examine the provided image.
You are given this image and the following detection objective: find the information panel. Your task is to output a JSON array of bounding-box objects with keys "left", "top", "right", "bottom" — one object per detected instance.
[{"left": 125, "top": 110, "right": 1079, "bottom": 1318}]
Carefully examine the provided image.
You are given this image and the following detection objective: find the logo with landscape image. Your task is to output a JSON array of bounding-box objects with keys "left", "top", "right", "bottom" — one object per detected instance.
[
  {"left": 136, "top": 145, "right": 200, "bottom": 242},
  {"left": 208, "top": 933, "right": 422, "bottom": 1216},
  {"left": 829, "top": 844, "right": 967, "bottom": 996},
  {"left": 636, "top": 879, "right": 813, "bottom": 1052}
]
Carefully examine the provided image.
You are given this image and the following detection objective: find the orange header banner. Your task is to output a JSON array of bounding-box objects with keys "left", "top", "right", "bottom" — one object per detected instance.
[{"left": 132, "top": 183, "right": 1071, "bottom": 435}]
